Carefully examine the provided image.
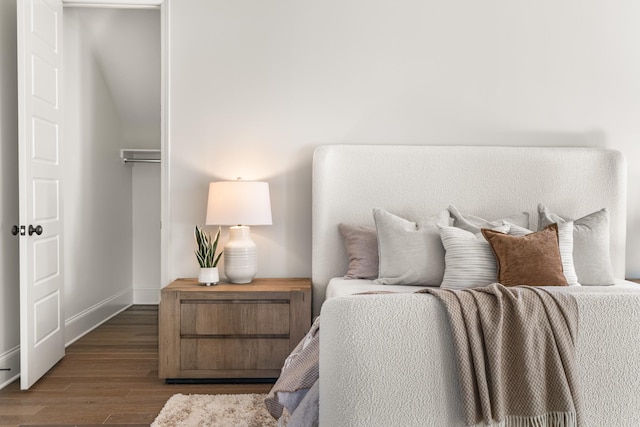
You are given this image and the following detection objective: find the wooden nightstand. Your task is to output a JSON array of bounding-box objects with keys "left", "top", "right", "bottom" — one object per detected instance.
[{"left": 158, "top": 277, "right": 311, "bottom": 382}]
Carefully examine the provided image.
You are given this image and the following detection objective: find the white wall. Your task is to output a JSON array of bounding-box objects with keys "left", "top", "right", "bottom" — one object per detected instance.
[
  {"left": 169, "top": 0, "right": 640, "bottom": 282},
  {"left": 0, "top": 0, "right": 21, "bottom": 388},
  {"left": 68, "top": 8, "right": 161, "bottom": 149},
  {"left": 132, "top": 163, "right": 161, "bottom": 303},
  {"left": 63, "top": 9, "right": 134, "bottom": 343},
  {"left": 65, "top": 8, "right": 161, "bottom": 305}
]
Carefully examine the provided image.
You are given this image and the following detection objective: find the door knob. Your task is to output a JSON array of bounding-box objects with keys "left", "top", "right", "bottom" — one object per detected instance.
[
  {"left": 28, "top": 225, "right": 43, "bottom": 236},
  {"left": 11, "top": 225, "right": 19, "bottom": 236}
]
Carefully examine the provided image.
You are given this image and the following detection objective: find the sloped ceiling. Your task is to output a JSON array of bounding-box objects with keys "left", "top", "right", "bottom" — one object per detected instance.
[{"left": 67, "top": 7, "right": 160, "bottom": 148}]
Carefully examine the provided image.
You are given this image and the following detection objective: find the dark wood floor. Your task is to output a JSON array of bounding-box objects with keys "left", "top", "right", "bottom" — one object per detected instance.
[{"left": 0, "top": 305, "right": 272, "bottom": 426}]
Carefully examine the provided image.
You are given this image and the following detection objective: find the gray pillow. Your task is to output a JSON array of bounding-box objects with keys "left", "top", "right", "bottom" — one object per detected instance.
[
  {"left": 440, "top": 224, "right": 511, "bottom": 290},
  {"left": 373, "top": 208, "right": 450, "bottom": 286},
  {"left": 537, "top": 204, "right": 614, "bottom": 286},
  {"left": 507, "top": 222, "right": 579, "bottom": 286},
  {"left": 338, "top": 223, "right": 378, "bottom": 279},
  {"left": 448, "top": 205, "right": 530, "bottom": 233}
]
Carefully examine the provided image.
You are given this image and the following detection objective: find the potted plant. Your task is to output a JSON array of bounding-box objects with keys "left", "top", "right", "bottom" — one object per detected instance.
[{"left": 195, "top": 225, "right": 223, "bottom": 285}]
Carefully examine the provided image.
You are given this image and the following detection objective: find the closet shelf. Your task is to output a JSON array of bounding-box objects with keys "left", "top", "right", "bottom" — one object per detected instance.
[{"left": 121, "top": 149, "right": 161, "bottom": 164}]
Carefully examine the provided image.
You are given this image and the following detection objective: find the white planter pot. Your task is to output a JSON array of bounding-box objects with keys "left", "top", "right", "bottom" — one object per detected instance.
[{"left": 198, "top": 267, "right": 219, "bottom": 286}]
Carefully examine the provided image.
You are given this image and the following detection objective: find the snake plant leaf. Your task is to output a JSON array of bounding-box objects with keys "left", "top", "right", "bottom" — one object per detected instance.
[{"left": 194, "top": 225, "right": 223, "bottom": 268}]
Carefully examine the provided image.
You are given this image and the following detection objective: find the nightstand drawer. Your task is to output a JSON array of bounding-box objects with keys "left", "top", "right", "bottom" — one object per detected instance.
[
  {"left": 180, "top": 301, "right": 290, "bottom": 335},
  {"left": 181, "top": 338, "right": 291, "bottom": 370}
]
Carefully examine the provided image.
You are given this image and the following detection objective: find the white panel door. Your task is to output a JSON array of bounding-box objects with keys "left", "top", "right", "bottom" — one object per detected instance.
[{"left": 16, "top": 0, "right": 65, "bottom": 390}]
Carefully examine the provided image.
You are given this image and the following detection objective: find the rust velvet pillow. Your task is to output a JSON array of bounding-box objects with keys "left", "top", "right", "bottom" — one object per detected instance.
[{"left": 481, "top": 224, "right": 568, "bottom": 287}]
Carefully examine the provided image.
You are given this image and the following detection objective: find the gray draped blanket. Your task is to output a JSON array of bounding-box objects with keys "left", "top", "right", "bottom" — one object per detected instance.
[
  {"left": 265, "top": 317, "right": 320, "bottom": 425},
  {"left": 418, "top": 283, "right": 582, "bottom": 427}
]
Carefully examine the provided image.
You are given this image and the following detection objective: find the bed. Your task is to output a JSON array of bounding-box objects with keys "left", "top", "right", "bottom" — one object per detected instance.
[{"left": 311, "top": 145, "right": 640, "bottom": 426}]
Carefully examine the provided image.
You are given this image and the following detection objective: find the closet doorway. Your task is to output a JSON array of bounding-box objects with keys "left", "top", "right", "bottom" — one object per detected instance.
[
  {"left": 16, "top": 0, "right": 167, "bottom": 389},
  {"left": 63, "top": 3, "right": 163, "bottom": 304}
]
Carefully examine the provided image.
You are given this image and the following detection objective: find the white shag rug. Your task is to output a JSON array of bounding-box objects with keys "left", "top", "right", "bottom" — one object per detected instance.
[{"left": 152, "top": 393, "right": 279, "bottom": 427}]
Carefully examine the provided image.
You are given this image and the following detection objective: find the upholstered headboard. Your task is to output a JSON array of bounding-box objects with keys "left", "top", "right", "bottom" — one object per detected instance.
[{"left": 311, "top": 145, "right": 627, "bottom": 316}]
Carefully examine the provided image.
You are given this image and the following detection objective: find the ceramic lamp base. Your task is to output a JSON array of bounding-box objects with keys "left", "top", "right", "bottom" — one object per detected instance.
[{"left": 224, "top": 225, "right": 257, "bottom": 284}]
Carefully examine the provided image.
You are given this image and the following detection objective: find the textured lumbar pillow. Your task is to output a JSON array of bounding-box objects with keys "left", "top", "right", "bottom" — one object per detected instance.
[
  {"left": 338, "top": 223, "right": 378, "bottom": 279},
  {"left": 482, "top": 223, "right": 568, "bottom": 287},
  {"left": 538, "top": 204, "right": 614, "bottom": 286},
  {"left": 373, "top": 208, "right": 450, "bottom": 286},
  {"left": 439, "top": 224, "right": 511, "bottom": 290},
  {"left": 506, "top": 222, "right": 579, "bottom": 286},
  {"left": 448, "top": 205, "right": 529, "bottom": 233}
]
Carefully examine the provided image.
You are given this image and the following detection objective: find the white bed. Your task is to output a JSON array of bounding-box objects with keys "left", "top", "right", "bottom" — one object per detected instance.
[{"left": 312, "top": 145, "right": 640, "bottom": 426}]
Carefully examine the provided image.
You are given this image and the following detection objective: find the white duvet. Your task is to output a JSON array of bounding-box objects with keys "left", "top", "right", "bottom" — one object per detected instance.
[{"left": 320, "top": 279, "right": 640, "bottom": 426}]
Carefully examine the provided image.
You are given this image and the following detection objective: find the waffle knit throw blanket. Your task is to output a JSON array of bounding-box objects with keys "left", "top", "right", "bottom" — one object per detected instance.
[
  {"left": 418, "top": 283, "right": 582, "bottom": 427},
  {"left": 264, "top": 316, "right": 320, "bottom": 422}
]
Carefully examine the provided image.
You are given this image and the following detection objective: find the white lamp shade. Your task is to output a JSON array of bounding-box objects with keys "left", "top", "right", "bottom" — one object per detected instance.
[{"left": 206, "top": 181, "right": 272, "bottom": 226}]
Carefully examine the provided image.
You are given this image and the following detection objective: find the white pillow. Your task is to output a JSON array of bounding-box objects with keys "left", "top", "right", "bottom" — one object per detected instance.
[
  {"left": 537, "top": 204, "right": 614, "bottom": 286},
  {"left": 440, "top": 224, "right": 510, "bottom": 290},
  {"left": 373, "top": 208, "right": 450, "bottom": 286},
  {"left": 448, "top": 205, "right": 530, "bottom": 233},
  {"left": 507, "top": 222, "right": 579, "bottom": 286}
]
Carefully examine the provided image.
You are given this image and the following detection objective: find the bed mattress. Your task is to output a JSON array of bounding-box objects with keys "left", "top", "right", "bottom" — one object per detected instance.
[{"left": 326, "top": 277, "right": 640, "bottom": 299}]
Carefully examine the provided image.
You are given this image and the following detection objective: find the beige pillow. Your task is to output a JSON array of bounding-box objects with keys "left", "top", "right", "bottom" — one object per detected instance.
[
  {"left": 338, "top": 224, "right": 378, "bottom": 279},
  {"left": 373, "top": 208, "right": 450, "bottom": 286},
  {"left": 538, "top": 204, "right": 614, "bottom": 286},
  {"left": 482, "top": 224, "right": 568, "bottom": 287}
]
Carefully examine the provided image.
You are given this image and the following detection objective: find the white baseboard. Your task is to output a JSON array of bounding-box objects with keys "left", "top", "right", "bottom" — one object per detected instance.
[
  {"left": 65, "top": 288, "right": 133, "bottom": 346},
  {"left": 0, "top": 346, "right": 20, "bottom": 390},
  {"left": 133, "top": 287, "right": 161, "bottom": 304}
]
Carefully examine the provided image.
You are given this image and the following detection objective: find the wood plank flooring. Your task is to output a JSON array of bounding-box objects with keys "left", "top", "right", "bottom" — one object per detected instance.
[{"left": 0, "top": 305, "right": 273, "bottom": 426}]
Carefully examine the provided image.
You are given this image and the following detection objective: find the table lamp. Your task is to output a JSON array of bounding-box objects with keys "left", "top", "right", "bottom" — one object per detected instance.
[{"left": 205, "top": 179, "right": 272, "bottom": 283}]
